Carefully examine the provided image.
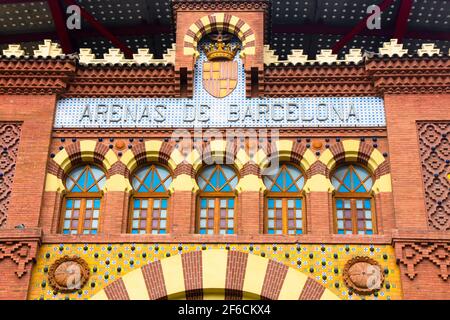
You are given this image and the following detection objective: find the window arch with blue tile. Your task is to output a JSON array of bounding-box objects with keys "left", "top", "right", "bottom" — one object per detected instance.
[
  {"left": 331, "top": 164, "right": 376, "bottom": 235},
  {"left": 196, "top": 164, "right": 238, "bottom": 235},
  {"left": 129, "top": 164, "right": 172, "bottom": 234},
  {"left": 61, "top": 164, "right": 106, "bottom": 235},
  {"left": 263, "top": 163, "right": 305, "bottom": 235}
]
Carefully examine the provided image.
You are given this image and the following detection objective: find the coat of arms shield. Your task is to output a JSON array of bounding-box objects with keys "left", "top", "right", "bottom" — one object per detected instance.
[{"left": 202, "top": 60, "right": 238, "bottom": 98}]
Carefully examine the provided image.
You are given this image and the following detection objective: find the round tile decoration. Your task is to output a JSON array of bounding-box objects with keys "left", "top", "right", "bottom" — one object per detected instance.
[
  {"left": 343, "top": 256, "right": 384, "bottom": 295},
  {"left": 48, "top": 256, "right": 90, "bottom": 293},
  {"left": 114, "top": 140, "right": 126, "bottom": 150}
]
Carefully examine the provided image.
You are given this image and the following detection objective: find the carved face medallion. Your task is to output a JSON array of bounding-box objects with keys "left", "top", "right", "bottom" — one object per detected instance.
[
  {"left": 48, "top": 256, "right": 89, "bottom": 293},
  {"left": 343, "top": 257, "right": 384, "bottom": 295}
]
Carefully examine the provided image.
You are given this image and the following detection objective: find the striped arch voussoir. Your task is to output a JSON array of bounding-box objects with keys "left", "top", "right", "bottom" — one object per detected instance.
[
  {"left": 322, "top": 140, "right": 388, "bottom": 176},
  {"left": 50, "top": 140, "right": 117, "bottom": 179},
  {"left": 184, "top": 14, "right": 255, "bottom": 57},
  {"left": 318, "top": 139, "right": 391, "bottom": 193},
  {"left": 198, "top": 140, "right": 236, "bottom": 171},
  {"left": 91, "top": 249, "right": 340, "bottom": 300},
  {"left": 121, "top": 141, "right": 175, "bottom": 175},
  {"left": 266, "top": 140, "right": 313, "bottom": 173}
]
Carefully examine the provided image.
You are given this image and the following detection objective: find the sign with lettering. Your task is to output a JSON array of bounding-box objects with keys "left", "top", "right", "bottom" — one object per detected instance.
[
  {"left": 54, "top": 96, "right": 385, "bottom": 128},
  {"left": 54, "top": 44, "right": 385, "bottom": 129}
]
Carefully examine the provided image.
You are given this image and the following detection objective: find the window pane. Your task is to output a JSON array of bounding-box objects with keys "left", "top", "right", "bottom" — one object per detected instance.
[
  {"left": 356, "top": 200, "right": 363, "bottom": 209},
  {"left": 287, "top": 199, "right": 294, "bottom": 208},
  {"left": 198, "top": 165, "right": 237, "bottom": 192}
]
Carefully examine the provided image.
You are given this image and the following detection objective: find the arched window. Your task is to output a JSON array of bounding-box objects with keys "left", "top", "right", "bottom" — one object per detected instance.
[
  {"left": 130, "top": 165, "right": 172, "bottom": 234},
  {"left": 331, "top": 164, "right": 375, "bottom": 235},
  {"left": 197, "top": 165, "right": 238, "bottom": 235},
  {"left": 61, "top": 164, "right": 106, "bottom": 235},
  {"left": 263, "top": 164, "right": 305, "bottom": 235}
]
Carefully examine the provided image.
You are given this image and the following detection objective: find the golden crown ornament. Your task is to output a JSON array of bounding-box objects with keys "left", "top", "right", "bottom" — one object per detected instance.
[{"left": 203, "top": 31, "right": 241, "bottom": 61}]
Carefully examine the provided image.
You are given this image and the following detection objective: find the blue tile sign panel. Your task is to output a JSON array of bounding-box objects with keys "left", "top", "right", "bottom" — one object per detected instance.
[{"left": 54, "top": 45, "right": 385, "bottom": 129}]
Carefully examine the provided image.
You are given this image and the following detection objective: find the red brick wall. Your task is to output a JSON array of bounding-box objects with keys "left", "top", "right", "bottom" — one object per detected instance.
[
  {"left": 0, "top": 95, "right": 57, "bottom": 300},
  {"left": 384, "top": 94, "right": 450, "bottom": 231},
  {"left": 237, "top": 191, "right": 262, "bottom": 235},
  {"left": 0, "top": 259, "right": 33, "bottom": 300},
  {"left": 0, "top": 95, "right": 56, "bottom": 229},
  {"left": 398, "top": 261, "right": 450, "bottom": 300},
  {"left": 384, "top": 93, "right": 450, "bottom": 299},
  {"left": 307, "top": 192, "right": 332, "bottom": 235}
]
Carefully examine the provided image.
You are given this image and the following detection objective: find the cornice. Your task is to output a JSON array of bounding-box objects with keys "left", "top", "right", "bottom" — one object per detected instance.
[
  {"left": 0, "top": 57, "right": 76, "bottom": 95},
  {"left": 366, "top": 55, "right": 450, "bottom": 94},
  {"left": 263, "top": 63, "right": 377, "bottom": 97},
  {"left": 0, "top": 52, "right": 448, "bottom": 97},
  {"left": 63, "top": 63, "right": 178, "bottom": 98}
]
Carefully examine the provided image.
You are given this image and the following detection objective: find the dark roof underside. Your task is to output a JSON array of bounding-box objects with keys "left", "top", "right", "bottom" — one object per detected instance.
[{"left": 0, "top": 0, "right": 448, "bottom": 59}]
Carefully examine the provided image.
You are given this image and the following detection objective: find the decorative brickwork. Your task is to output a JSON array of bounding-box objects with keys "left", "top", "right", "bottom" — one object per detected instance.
[
  {"left": 64, "top": 65, "right": 179, "bottom": 98},
  {"left": 417, "top": 122, "right": 450, "bottom": 231},
  {"left": 240, "top": 162, "right": 260, "bottom": 177},
  {"left": 173, "top": 0, "right": 269, "bottom": 12},
  {"left": 183, "top": 14, "right": 256, "bottom": 58},
  {"left": 395, "top": 242, "right": 450, "bottom": 281},
  {"left": 0, "top": 57, "right": 75, "bottom": 95},
  {"left": 366, "top": 56, "right": 450, "bottom": 95},
  {"left": 0, "top": 241, "right": 38, "bottom": 278},
  {"left": 141, "top": 261, "right": 167, "bottom": 300},
  {"left": 182, "top": 251, "right": 203, "bottom": 300},
  {"left": 0, "top": 123, "right": 21, "bottom": 228},
  {"left": 260, "top": 260, "right": 289, "bottom": 300},
  {"left": 104, "top": 278, "right": 130, "bottom": 300},
  {"left": 298, "top": 278, "right": 325, "bottom": 300},
  {"left": 325, "top": 140, "right": 390, "bottom": 176},
  {"left": 264, "top": 65, "right": 377, "bottom": 97},
  {"left": 225, "top": 250, "right": 248, "bottom": 300},
  {"left": 306, "top": 161, "right": 328, "bottom": 178},
  {"left": 173, "top": 162, "right": 196, "bottom": 178}
]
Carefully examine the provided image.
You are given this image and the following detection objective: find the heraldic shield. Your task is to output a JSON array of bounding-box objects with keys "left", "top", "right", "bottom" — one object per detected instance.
[{"left": 202, "top": 61, "right": 238, "bottom": 98}]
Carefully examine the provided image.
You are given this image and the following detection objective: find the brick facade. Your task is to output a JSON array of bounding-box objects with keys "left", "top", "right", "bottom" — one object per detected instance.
[{"left": 0, "top": 2, "right": 449, "bottom": 301}]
